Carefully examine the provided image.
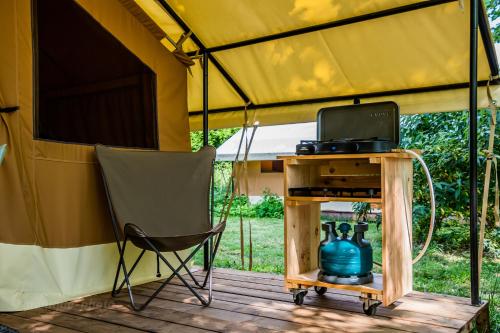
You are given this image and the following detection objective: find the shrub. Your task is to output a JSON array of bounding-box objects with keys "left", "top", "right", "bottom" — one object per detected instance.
[
  {"left": 213, "top": 189, "right": 284, "bottom": 219},
  {"left": 254, "top": 189, "right": 284, "bottom": 218},
  {"left": 432, "top": 215, "right": 470, "bottom": 252},
  {"left": 228, "top": 195, "right": 256, "bottom": 218}
]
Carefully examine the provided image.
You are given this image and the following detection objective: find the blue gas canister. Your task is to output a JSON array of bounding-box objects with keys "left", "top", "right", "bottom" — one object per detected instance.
[{"left": 318, "top": 222, "right": 373, "bottom": 285}]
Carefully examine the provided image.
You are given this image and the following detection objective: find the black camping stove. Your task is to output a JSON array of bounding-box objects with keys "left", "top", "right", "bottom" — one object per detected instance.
[
  {"left": 296, "top": 138, "right": 396, "bottom": 155},
  {"left": 296, "top": 101, "right": 400, "bottom": 155}
]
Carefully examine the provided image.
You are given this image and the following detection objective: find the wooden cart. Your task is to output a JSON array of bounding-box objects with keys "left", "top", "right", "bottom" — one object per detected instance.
[{"left": 279, "top": 152, "right": 414, "bottom": 315}]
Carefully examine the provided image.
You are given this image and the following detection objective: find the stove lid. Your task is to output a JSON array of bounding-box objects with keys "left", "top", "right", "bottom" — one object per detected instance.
[{"left": 317, "top": 102, "right": 400, "bottom": 144}]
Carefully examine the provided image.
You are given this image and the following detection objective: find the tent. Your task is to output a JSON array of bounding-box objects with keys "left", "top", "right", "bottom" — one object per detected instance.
[
  {"left": 0, "top": 0, "right": 497, "bottom": 310},
  {"left": 0, "top": 0, "right": 191, "bottom": 311}
]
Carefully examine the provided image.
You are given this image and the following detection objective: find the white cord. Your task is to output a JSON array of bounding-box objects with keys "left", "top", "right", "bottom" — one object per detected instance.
[{"left": 401, "top": 149, "right": 436, "bottom": 264}]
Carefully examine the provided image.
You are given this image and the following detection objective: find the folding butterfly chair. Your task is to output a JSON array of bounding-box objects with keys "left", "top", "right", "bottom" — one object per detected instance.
[{"left": 96, "top": 145, "right": 225, "bottom": 311}]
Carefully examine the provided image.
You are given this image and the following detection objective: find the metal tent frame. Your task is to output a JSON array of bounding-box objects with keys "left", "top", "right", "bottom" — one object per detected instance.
[{"left": 156, "top": 0, "right": 496, "bottom": 306}]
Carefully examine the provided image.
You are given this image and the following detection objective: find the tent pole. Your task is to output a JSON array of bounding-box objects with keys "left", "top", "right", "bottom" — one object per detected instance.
[
  {"left": 203, "top": 51, "right": 210, "bottom": 271},
  {"left": 203, "top": 51, "right": 209, "bottom": 146},
  {"left": 469, "top": 0, "right": 480, "bottom": 306}
]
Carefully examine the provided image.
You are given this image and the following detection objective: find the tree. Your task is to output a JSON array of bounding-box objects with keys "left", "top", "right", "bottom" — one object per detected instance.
[
  {"left": 190, "top": 128, "right": 239, "bottom": 151},
  {"left": 400, "top": 110, "right": 499, "bottom": 246},
  {"left": 485, "top": 0, "right": 500, "bottom": 42}
]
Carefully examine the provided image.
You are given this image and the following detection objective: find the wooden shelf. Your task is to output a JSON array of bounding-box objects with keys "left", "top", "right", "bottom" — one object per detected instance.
[
  {"left": 286, "top": 196, "right": 382, "bottom": 203},
  {"left": 286, "top": 269, "right": 383, "bottom": 295}
]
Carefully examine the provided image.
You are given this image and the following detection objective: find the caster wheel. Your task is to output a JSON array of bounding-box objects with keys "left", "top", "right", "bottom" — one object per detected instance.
[
  {"left": 362, "top": 302, "right": 379, "bottom": 316},
  {"left": 314, "top": 286, "right": 327, "bottom": 295},
  {"left": 293, "top": 292, "right": 305, "bottom": 305}
]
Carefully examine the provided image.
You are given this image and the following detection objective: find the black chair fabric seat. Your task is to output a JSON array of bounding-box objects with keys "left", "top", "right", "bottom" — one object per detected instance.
[{"left": 125, "top": 222, "right": 225, "bottom": 252}]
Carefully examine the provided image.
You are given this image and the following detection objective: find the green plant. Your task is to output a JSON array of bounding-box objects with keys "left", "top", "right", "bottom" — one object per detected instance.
[
  {"left": 400, "top": 110, "right": 500, "bottom": 243},
  {"left": 432, "top": 214, "right": 470, "bottom": 252},
  {"left": 254, "top": 189, "right": 284, "bottom": 218},
  {"left": 485, "top": 0, "right": 500, "bottom": 42},
  {"left": 230, "top": 195, "right": 256, "bottom": 218},
  {"left": 352, "top": 202, "right": 371, "bottom": 222},
  {"left": 190, "top": 127, "right": 239, "bottom": 152}
]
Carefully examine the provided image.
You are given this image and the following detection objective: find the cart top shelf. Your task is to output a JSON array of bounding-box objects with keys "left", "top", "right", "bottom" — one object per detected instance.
[{"left": 278, "top": 151, "right": 416, "bottom": 160}]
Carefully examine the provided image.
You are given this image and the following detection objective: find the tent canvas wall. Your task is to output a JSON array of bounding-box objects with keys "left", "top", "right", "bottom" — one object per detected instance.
[{"left": 0, "top": 0, "right": 190, "bottom": 311}]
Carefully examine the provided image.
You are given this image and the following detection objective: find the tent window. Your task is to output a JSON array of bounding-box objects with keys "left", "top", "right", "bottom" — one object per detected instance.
[
  {"left": 261, "top": 160, "right": 283, "bottom": 173},
  {"left": 33, "top": 0, "right": 158, "bottom": 148}
]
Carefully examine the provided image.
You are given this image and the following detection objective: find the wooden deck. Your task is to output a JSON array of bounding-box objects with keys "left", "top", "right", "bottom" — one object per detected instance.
[{"left": 1, "top": 268, "right": 490, "bottom": 333}]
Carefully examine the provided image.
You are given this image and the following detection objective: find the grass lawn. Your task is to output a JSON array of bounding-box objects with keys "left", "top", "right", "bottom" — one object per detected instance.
[{"left": 195, "top": 216, "right": 499, "bottom": 331}]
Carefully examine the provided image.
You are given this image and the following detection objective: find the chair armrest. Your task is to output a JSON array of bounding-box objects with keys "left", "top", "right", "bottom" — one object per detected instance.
[
  {"left": 124, "top": 223, "right": 149, "bottom": 238},
  {"left": 211, "top": 221, "right": 226, "bottom": 234}
]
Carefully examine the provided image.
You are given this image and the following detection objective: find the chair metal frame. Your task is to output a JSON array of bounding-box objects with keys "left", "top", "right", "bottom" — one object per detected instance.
[{"left": 99, "top": 159, "right": 223, "bottom": 311}]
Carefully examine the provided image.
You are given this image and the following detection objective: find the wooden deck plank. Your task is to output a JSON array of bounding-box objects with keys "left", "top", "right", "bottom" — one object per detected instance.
[
  {"left": 176, "top": 273, "right": 479, "bottom": 319},
  {"left": 200, "top": 269, "right": 475, "bottom": 306},
  {"left": 198, "top": 268, "right": 486, "bottom": 314},
  {"left": 14, "top": 307, "right": 148, "bottom": 333},
  {"left": 132, "top": 284, "right": 457, "bottom": 333},
  {"left": 0, "top": 313, "right": 80, "bottom": 333},
  {"left": 206, "top": 268, "right": 478, "bottom": 305},
  {"left": 2, "top": 268, "right": 488, "bottom": 333},
  {"left": 45, "top": 300, "right": 213, "bottom": 333},
  {"left": 188, "top": 271, "right": 482, "bottom": 328},
  {"left": 146, "top": 277, "right": 468, "bottom": 332},
  {"left": 84, "top": 294, "right": 284, "bottom": 333},
  {"left": 195, "top": 268, "right": 489, "bottom": 332}
]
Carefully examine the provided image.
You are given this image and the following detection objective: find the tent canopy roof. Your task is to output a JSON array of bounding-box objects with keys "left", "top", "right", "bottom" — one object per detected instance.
[{"left": 132, "top": 0, "right": 500, "bottom": 130}]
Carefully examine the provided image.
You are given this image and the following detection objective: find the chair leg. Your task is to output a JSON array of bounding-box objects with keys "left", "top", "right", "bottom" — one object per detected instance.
[
  {"left": 111, "top": 252, "right": 122, "bottom": 297},
  {"left": 202, "top": 231, "right": 223, "bottom": 289},
  {"left": 113, "top": 237, "right": 143, "bottom": 311},
  {"left": 172, "top": 232, "right": 223, "bottom": 290},
  {"left": 156, "top": 254, "right": 161, "bottom": 278},
  {"left": 156, "top": 250, "right": 212, "bottom": 306},
  {"left": 113, "top": 248, "right": 146, "bottom": 296},
  {"left": 111, "top": 237, "right": 127, "bottom": 297},
  {"left": 145, "top": 235, "right": 224, "bottom": 307},
  {"left": 173, "top": 251, "right": 203, "bottom": 288},
  {"left": 114, "top": 232, "right": 224, "bottom": 311},
  {"left": 130, "top": 240, "right": 210, "bottom": 311}
]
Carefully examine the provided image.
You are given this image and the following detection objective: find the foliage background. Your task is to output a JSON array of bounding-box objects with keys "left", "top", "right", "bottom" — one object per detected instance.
[
  {"left": 401, "top": 110, "right": 500, "bottom": 255},
  {"left": 485, "top": 0, "right": 499, "bottom": 42}
]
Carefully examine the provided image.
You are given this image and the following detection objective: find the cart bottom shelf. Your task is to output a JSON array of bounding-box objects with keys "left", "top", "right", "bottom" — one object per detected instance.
[{"left": 286, "top": 269, "right": 383, "bottom": 295}]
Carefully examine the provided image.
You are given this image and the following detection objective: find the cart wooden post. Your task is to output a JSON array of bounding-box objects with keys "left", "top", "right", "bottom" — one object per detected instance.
[{"left": 279, "top": 152, "right": 414, "bottom": 314}]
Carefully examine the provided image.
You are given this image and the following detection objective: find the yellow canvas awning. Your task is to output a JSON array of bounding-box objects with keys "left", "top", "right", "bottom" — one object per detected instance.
[{"left": 132, "top": 0, "right": 499, "bottom": 130}]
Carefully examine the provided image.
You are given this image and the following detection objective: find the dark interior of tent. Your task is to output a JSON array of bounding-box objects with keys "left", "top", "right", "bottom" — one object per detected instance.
[{"left": 33, "top": 0, "right": 158, "bottom": 148}]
